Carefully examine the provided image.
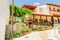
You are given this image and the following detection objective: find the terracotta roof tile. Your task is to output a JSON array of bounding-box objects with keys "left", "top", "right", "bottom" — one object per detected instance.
[{"left": 22, "top": 4, "right": 36, "bottom": 10}]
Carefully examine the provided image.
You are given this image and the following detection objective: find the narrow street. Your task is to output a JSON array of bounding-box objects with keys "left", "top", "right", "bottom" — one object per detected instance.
[{"left": 13, "top": 29, "right": 58, "bottom": 40}]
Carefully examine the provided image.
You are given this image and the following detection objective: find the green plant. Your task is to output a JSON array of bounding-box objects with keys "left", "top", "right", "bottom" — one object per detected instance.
[
  {"left": 10, "top": 5, "right": 33, "bottom": 19},
  {"left": 21, "top": 29, "right": 26, "bottom": 33},
  {"left": 9, "top": 20, "right": 11, "bottom": 24},
  {"left": 25, "top": 28, "right": 31, "bottom": 32},
  {"left": 13, "top": 30, "right": 22, "bottom": 38},
  {"left": 31, "top": 27, "right": 38, "bottom": 31},
  {"left": 16, "top": 21, "right": 20, "bottom": 23},
  {"left": 40, "top": 26, "right": 46, "bottom": 30},
  {"left": 13, "top": 28, "right": 32, "bottom": 38},
  {"left": 31, "top": 28, "right": 36, "bottom": 31},
  {"left": 44, "top": 20, "right": 48, "bottom": 25},
  {"left": 37, "top": 27, "right": 42, "bottom": 31},
  {"left": 5, "top": 30, "right": 9, "bottom": 40}
]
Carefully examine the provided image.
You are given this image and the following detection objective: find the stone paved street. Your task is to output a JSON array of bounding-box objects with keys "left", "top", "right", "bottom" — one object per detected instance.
[{"left": 13, "top": 29, "right": 60, "bottom": 40}]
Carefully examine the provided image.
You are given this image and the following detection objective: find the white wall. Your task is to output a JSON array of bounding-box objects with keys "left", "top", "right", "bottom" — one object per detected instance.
[
  {"left": 0, "top": 0, "right": 10, "bottom": 40},
  {"left": 34, "top": 5, "right": 50, "bottom": 15}
]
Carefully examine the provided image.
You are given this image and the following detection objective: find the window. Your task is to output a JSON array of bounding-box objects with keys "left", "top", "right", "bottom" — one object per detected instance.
[
  {"left": 39, "top": 8, "right": 43, "bottom": 12},
  {"left": 49, "top": 7, "right": 60, "bottom": 12},
  {"left": 57, "top": 9, "right": 60, "bottom": 12},
  {"left": 49, "top": 7, "right": 51, "bottom": 10},
  {"left": 53, "top": 8, "right": 56, "bottom": 11},
  {"left": 49, "top": 7, "right": 56, "bottom": 11}
]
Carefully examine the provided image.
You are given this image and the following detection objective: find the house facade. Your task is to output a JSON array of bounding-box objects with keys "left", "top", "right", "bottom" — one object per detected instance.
[{"left": 22, "top": 4, "right": 60, "bottom": 27}]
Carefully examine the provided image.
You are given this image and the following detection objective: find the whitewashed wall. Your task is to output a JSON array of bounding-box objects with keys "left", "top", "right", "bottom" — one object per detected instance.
[
  {"left": 34, "top": 5, "right": 50, "bottom": 15},
  {"left": 0, "top": 0, "right": 10, "bottom": 40}
]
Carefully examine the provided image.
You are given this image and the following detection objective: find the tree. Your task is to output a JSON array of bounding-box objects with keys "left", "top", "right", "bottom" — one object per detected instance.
[
  {"left": 9, "top": 5, "right": 33, "bottom": 23},
  {"left": 9, "top": 5, "right": 33, "bottom": 18}
]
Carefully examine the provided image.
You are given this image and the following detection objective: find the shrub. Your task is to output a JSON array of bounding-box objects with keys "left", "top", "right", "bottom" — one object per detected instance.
[
  {"left": 40, "top": 26, "right": 46, "bottom": 30},
  {"left": 21, "top": 29, "right": 26, "bottom": 33},
  {"left": 31, "top": 28, "right": 36, "bottom": 31},
  {"left": 25, "top": 28, "right": 31, "bottom": 32},
  {"left": 37, "top": 27, "right": 42, "bottom": 31},
  {"left": 13, "top": 30, "right": 22, "bottom": 38},
  {"left": 31, "top": 27, "right": 38, "bottom": 31},
  {"left": 5, "top": 30, "right": 9, "bottom": 39},
  {"left": 13, "top": 28, "right": 32, "bottom": 38},
  {"left": 44, "top": 20, "right": 48, "bottom": 25},
  {"left": 6, "top": 26, "right": 47, "bottom": 38}
]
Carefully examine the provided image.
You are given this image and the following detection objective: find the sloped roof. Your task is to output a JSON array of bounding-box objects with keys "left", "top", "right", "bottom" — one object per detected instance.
[
  {"left": 22, "top": 4, "right": 36, "bottom": 10},
  {"left": 46, "top": 4, "right": 60, "bottom": 7}
]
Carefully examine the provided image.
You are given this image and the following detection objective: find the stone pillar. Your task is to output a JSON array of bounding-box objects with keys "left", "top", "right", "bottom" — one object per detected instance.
[{"left": 51, "top": 16, "right": 54, "bottom": 27}]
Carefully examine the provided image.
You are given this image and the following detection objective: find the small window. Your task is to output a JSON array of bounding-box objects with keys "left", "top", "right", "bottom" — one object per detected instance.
[
  {"left": 39, "top": 8, "right": 43, "bottom": 12},
  {"left": 49, "top": 7, "right": 51, "bottom": 10},
  {"left": 57, "top": 9, "right": 60, "bottom": 12},
  {"left": 53, "top": 8, "right": 56, "bottom": 11}
]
